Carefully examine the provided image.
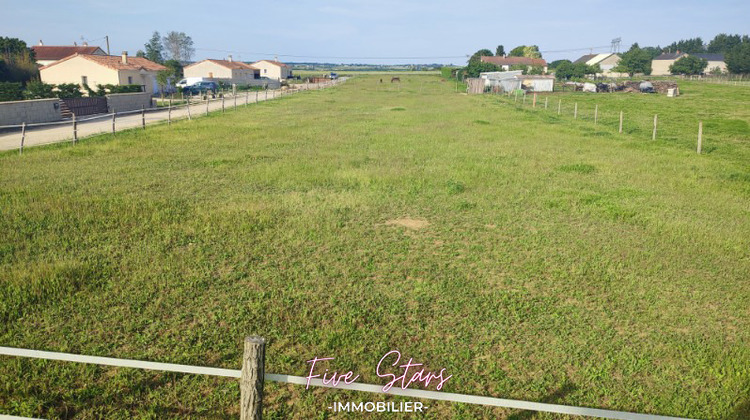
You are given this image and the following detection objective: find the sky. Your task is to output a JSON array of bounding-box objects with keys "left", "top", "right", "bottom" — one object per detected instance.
[{"left": 3, "top": 0, "right": 749, "bottom": 65}]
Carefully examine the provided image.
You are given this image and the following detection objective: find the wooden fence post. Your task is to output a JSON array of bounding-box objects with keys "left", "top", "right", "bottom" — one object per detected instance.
[
  {"left": 697, "top": 121, "right": 703, "bottom": 154},
  {"left": 594, "top": 104, "right": 598, "bottom": 125},
  {"left": 73, "top": 114, "right": 77, "bottom": 143},
  {"left": 256, "top": 91, "right": 259, "bottom": 103},
  {"left": 187, "top": 97, "right": 192, "bottom": 120},
  {"left": 222, "top": 95, "right": 225, "bottom": 113},
  {"left": 652, "top": 114, "right": 658, "bottom": 140},
  {"left": 234, "top": 93, "right": 237, "bottom": 109},
  {"left": 168, "top": 103, "right": 172, "bottom": 125},
  {"left": 532, "top": 93, "right": 537, "bottom": 108},
  {"left": 246, "top": 91, "right": 249, "bottom": 106},
  {"left": 19, "top": 122, "right": 26, "bottom": 155},
  {"left": 557, "top": 99, "right": 561, "bottom": 115},
  {"left": 241, "top": 336, "right": 266, "bottom": 420},
  {"left": 545, "top": 97, "right": 548, "bottom": 109},
  {"left": 619, "top": 111, "right": 623, "bottom": 134},
  {"left": 112, "top": 111, "right": 116, "bottom": 134},
  {"left": 574, "top": 103, "right": 577, "bottom": 119},
  {"left": 141, "top": 106, "right": 146, "bottom": 129},
  {"left": 206, "top": 95, "right": 209, "bottom": 116},
  {"left": 522, "top": 94, "right": 526, "bottom": 106}
]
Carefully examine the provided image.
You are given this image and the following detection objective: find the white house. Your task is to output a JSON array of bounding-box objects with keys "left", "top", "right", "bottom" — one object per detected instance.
[
  {"left": 250, "top": 60, "right": 292, "bottom": 80},
  {"left": 183, "top": 58, "right": 260, "bottom": 84}
]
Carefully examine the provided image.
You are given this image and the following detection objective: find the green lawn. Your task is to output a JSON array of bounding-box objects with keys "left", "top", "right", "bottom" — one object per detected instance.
[{"left": 1, "top": 75, "right": 748, "bottom": 419}]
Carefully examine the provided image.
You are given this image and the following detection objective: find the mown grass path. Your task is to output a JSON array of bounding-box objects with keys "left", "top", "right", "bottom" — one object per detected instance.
[{"left": 1, "top": 75, "right": 748, "bottom": 419}]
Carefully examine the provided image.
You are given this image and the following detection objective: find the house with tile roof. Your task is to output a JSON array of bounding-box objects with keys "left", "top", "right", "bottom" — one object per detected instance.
[
  {"left": 572, "top": 53, "right": 622, "bottom": 76},
  {"left": 480, "top": 56, "right": 548, "bottom": 73},
  {"left": 183, "top": 57, "right": 260, "bottom": 84},
  {"left": 32, "top": 43, "right": 107, "bottom": 67},
  {"left": 651, "top": 52, "right": 727, "bottom": 75},
  {"left": 250, "top": 60, "right": 292, "bottom": 81},
  {"left": 39, "top": 52, "right": 167, "bottom": 94}
]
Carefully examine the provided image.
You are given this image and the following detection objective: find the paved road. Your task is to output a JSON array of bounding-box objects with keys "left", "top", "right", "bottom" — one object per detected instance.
[{"left": 0, "top": 80, "right": 343, "bottom": 152}]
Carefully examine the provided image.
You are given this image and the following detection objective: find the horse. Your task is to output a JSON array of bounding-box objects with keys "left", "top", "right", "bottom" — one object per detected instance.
[
  {"left": 379, "top": 78, "right": 383, "bottom": 83},
  {"left": 391, "top": 77, "right": 401, "bottom": 83}
]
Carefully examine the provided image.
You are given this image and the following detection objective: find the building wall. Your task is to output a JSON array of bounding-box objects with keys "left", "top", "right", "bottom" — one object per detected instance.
[
  {"left": 117, "top": 70, "right": 159, "bottom": 94},
  {"left": 0, "top": 98, "right": 61, "bottom": 125},
  {"left": 705, "top": 60, "right": 727, "bottom": 73},
  {"left": 40, "top": 56, "right": 119, "bottom": 88},
  {"left": 184, "top": 61, "right": 234, "bottom": 79},
  {"left": 105, "top": 92, "right": 154, "bottom": 113},
  {"left": 253, "top": 61, "right": 291, "bottom": 80},
  {"left": 651, "top": 60, "right": 675, "bottom": 76}
]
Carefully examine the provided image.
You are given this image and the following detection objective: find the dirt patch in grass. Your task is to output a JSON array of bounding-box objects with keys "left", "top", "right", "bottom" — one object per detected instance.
[{"left": 384, "top": 218, "right": 430, "bottom": 230}]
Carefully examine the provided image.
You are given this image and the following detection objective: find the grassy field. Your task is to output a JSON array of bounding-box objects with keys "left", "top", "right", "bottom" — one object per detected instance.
[{"left": 1, "top": 75, "right": 749, "bottom": 419}]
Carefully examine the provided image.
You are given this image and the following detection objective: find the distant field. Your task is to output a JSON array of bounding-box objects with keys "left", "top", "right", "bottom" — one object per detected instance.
[
  {"left": 293, "top": 69, "right": 441, "bottom": 77},
  {"left": 1, "top": 75, "right": 748, "bottom": 419}
]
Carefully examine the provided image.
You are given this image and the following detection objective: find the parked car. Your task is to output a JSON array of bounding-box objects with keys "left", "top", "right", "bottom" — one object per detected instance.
[
  {"left": 176, "top": 77, "right": 205, "bottom": 88},
  {"left": 183, "top": 81, "right": 219, "bottom": 95}
]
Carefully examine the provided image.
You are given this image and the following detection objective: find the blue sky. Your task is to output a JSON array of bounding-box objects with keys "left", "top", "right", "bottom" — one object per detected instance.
[{"left": 3, "top": 0, "right": 749, "bottom": 64}]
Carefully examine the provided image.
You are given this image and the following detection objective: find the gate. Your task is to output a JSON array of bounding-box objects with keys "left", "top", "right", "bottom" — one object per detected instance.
[{"left": 60, "top": 97, "right": 109, "bottom": 118}]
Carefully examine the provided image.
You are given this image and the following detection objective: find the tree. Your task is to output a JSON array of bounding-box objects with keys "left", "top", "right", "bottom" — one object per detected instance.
[
  {"left": 509, "top": 45, "right": 542, "bottom": 58},
  {"left": 613, "top": 43, "right": 652, "bottom": 77},
  {"left": 144, "top": 31, "right": 164, "bottom": 63},
  {"left": 554, "top": 61, "right": 598, "bottom": 80},
  {"left": 163, "top": 59, "right": 183, "bottom": 79},
  {"left": 465, "top": 61, "right": 501, "bottom": 77},
  {"left": 549, "top": 59, "right": 571, "bottom": 70},
  {"left": 468, "top": 49, "right": 494, "bottom": 65},
  {"left": 0, "top": 37, "right": 38, "bottom": 83},
  {"left": 707, "top": 33, "right": 743, "bottom": 53},
  {"left": 641, "top": 46, "right": 663, "bottom": 59},
  {"left": 669, "top": 55, "right": 708, "bottom": 75},
  {"left": 495, "top": 45, "right": 505, "bottom": 56},
  {"left": 136, "top": 50, "right": 146, "bottom": 58},
  {"left": 665, "top": 37, "right": 704, "bottom": 53},
  {"left": 163, "top": 31, "right": 195, "bottom": 63},
  {"left": 509, "top": 46, "right": 525, "bottom": 57},
  {"left": 726, "top": 42, "right": 750, "bottom": 74}
]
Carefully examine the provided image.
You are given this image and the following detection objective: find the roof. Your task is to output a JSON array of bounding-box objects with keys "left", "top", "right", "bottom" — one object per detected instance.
[
  {"left": 654, "top": 52, "right": 686, "bottom": 61},
  {"left": 573, "top": 54, "right": 597, "bottom": 64},
  {"left": 32, "top": 45, "right": 105, "bottom": 61},
  {"left": 185, "top": 59, "right": 258, "bottom": 70},
  {"left": 692, "top": 53, "right": 724, "bottom": 61},
  {"left": 515, "top": 75, "right": 555, "bottom": 79},
  {"left": 40, "top": 54, "right": 167, "bottom": 72},
  {"left": 251, "top": 60, "right": 290, "bottom": 68},
  {"left": 480, "top": 56, "right": 547, "bottom": 67}
]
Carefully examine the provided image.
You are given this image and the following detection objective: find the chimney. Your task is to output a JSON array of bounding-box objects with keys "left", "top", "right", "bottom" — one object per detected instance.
[
  {"left": 83, "top": 41, "right": 88, "bottom": 46},
  {"left": 228, "top": 54, "right": 233, "bottom": 62},
  {"left": 38, "top": 39, "right": 44, "bottom": 46},
  {"left": 121, "top": 51, "right": 128, "bottom": 64},
  {"left": 676, "top": 50, "right": 680, "bottom": 55}
]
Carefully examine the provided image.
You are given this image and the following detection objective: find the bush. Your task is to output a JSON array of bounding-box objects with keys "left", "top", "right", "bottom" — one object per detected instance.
[
  {"left": 24, "top": 81, "right": 55, "bottom": 99},
  {"left": 669, "top": 55, "right": 708, "bottom": 75},
  {"left": 0, "top": 81, "right": 23, "bottom": 101},
  {"left": 56, "top": 83, "right": 82, "bottom": 99}
]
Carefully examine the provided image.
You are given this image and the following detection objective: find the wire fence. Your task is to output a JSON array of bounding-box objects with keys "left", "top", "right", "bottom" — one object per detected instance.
[
  {"left": 0, "top": 342, "right": 694, "bottom": 420},
  {"left": 0, "top": 80, "right": 343, "bottom": 154},
  {"left": 492, "top": 90, "right": 718, "bottom": 153}
]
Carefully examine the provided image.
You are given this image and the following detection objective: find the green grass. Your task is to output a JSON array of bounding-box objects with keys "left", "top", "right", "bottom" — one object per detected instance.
[{"left": 1, "top": 75, "right": 749, "bottom": 419}]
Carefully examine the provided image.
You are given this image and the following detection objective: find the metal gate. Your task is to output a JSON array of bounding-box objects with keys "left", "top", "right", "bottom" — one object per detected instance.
[{"left": 60, "top": 97, "right": 108, "bottom": 118}]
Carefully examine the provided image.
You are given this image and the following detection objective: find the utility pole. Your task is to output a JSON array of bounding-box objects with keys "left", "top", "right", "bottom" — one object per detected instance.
[{"left": 105, "top": 35, "right": 110, "bottom": 55}]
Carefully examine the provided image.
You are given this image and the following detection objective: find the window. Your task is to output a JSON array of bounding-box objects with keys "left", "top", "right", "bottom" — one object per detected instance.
[
  {"left": 264, "top": 69, "right": 267, "bottom": 73},
  {"left": 128, "top": 76, "right": 133, "bottom": 84},
  {"left": 81, "top": 76, "right": 88, "bottom": 86}
]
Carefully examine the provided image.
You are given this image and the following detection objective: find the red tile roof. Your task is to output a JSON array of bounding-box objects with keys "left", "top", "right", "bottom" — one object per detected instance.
[
  {"left": 185, "top": 59, "right": 258, "bottom": 70},
  {"left": 32, "top": 46, "right": 105, "bottom": 61},
  {"left": 480, "top": 56, "right": 547, "bottom": 67},
  {"left": 252, "top": 60, "right": 289, "bottom": 68},
  {"left": 40, "top": 54, "right": 167, "bottom": 72}
]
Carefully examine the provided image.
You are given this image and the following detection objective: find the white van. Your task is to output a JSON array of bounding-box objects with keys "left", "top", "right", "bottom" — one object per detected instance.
[{"left": 175, "top": 77, "right": 206, "bottom": 88}]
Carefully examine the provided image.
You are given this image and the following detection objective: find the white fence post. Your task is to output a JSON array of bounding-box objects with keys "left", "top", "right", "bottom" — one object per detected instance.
[
  {"left": 697, "top": 121, "right": 703, "bottom": 154},
  {"left": 652, "top": 114, "right": 658, "bottom": 140}
]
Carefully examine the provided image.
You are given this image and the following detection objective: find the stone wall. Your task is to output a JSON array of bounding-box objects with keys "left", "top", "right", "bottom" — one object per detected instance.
[
  {"left": 105, "top": 92, "right": 154, "bottom": 113},
  {"left": 0, "top": 98, "right": 62, "bottom": 126}
]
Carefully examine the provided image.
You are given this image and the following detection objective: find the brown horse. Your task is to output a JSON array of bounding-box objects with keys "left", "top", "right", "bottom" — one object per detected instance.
[{"left": 391, "top": 77, "right": 401, "bottom": 83}]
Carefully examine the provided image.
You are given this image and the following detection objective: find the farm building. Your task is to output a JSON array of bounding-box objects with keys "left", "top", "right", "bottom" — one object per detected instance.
[
  {"left": 480, "top": 70, "right": 523, "bottom": 90},
  {"left": 573, "top": 53, "right": 622, "bottom": 76},
  {"left": 651, "top": 52, "right": 727, "bottom": 75},
  {"left": 516, "top": 75, "right": 555, "bottom": 92},
  {"left": 39, "top": 52, "right": 166, "bottom": 94},
  {"left": 184, "top": 58, "right": 260, "bottom": 84},
  {"left": 480, "top": 56, "right": 548, "bottom": 73},
  {"left": 250, "top": 60, "right": 292, "bottom": 80},
  {"left": 32, "top": 42, "right": 106, "bottom": 67}
]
